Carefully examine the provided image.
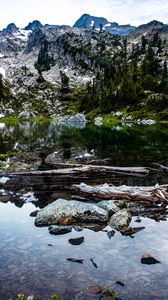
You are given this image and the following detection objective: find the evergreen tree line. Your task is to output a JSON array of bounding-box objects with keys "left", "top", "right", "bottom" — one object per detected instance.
[{"left": 80, "top": 33, "right": 168, "bottom": 113}]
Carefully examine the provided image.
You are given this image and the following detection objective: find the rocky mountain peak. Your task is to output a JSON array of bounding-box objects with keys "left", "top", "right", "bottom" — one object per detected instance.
[
  {"left": 74, "top": 13, "right": 108, "bottom": 29},
  {"left": 73, "top": 13, "right": 135, "bottom": 36},
  {"left": 3, "top": 23, "right": 18, "bottom": 34},
  {"left": 137, "top": 20, "right": 164, "bottom": 31},
  {"left": 26, "top": 28, "right": 46, "bottom": 52},
  {"left": 147, "top": 20, "right": 164, "bottom": 27},
  {"left": 24, "top": 20, "right": 43, "bottom": 31},
  {"left": 128, "top": 19, "right": 167, "bottom": 39}
]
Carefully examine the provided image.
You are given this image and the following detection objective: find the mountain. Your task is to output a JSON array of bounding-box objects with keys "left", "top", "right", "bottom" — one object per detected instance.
[
  {"left": 73, "top": 13, "right": 109, "bottom": 29},
  {"left": 0, "top": 17, "right": 167, "bottom": 118},
  {"left": 3, "top": 23, "right": 18, "bottom": 34},
  {"left": 24, "top": 20, "right": 43, "bottom": 31},
  {"left": 128, "top": 20, "right": 168, "bottom": 40},
  {"left": 73, "top": 13, "right": 136, "bottom": 36}
]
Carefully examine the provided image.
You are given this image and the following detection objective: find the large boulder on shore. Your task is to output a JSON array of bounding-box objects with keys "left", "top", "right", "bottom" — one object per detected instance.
[
  {"left": 109, "top": 209, "right": 132, "bottom": 231},
  {"left": 35, "top": 198, "right": 108, "bottom": 226}
]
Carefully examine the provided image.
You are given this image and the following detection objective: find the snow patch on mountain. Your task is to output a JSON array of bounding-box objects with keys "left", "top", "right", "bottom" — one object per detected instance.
[
  {"left": 104, "top": 23, "right": 111, "bottom": 27},
  {"left": 0, "top": 67, "right": 5, "bottom": 78},
  {"left": 13, "top": 29, "right": 32, "bottom": 41},
  {"left": 90, "top": 20, "right": 95, "bottom": 27}
]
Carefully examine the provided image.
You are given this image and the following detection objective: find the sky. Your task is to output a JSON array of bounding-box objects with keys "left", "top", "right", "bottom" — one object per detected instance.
[{"left": 0, "top": 0, "right": 167, "bottom": 30}]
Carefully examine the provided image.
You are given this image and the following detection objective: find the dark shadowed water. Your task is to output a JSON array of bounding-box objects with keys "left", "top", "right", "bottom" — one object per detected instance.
[
  {"left": 0, "top": 121, "right": 168, "bottom": 167},
  {"left": 0, "top": 121, "right": 168, "bottom": 299}
]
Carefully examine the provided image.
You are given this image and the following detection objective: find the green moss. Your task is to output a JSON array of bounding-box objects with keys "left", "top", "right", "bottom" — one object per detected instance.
[
  {"left": 29, "top": 115, "right": 58, "bottom": 122},
  {"left": 102, "top": 114, "right": 121, "bottom": 127},
  {"left": 0, "top": 152, "right": 21, "bottom": 160},
  {"left": 51, "top": 294, "right": 59, "bottom": 300},
  {"left": 68, "top": 101, "right": 80, "bottom": 112},
  {"left": 0, "top": 115, "right": 19, "bottom": 124},
  {"left": 0, "top": 114, "right": 59, "bottom": 123},
  {"left": 86, "top": 108, "right": 102, "bottom": 120}
]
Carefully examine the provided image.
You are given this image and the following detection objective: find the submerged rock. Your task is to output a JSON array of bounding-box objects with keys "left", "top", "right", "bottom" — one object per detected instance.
[
  {"left": 49, "top": 225, "right": 72, "bottom": 235},
  {"left": 67, "top": 257, "right": 84, "bottom": 264},
  {"left": 81, "top": 223, "right": 106, "bottom": 232},
  {"left": 121, "top": 226, "right": 145, "bottom": 237},
  {"left": 68, "top": 236, "right": 84, "bottom": 245},
  {"left": 87, "top": 285, "right": 101, "bottom": 294},
  {"left": 30, "top": 210, "right": 39, "bottom": 217},
  {"left": 116, "top": 281, "right": 125, "bottom": 287},
  {"left": 107, "top": 230, "right": 115, "bottom": 239},
  {"left": 35, "top": 198, "right": 108, "bottom": 226},
  {"left": 141, "top": 253, "right": 161, "bottom": 265},
  {"left": 109, "top": 209, "right": 132, "bottom": 231}
]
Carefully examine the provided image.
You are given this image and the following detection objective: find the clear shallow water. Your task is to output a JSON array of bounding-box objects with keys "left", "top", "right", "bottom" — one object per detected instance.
[
  {"left": 0, "top": 121, "right": 168, "bottom": 299},
  {"left": 1, "top": 201, "right": 168, "bottom": 300}
]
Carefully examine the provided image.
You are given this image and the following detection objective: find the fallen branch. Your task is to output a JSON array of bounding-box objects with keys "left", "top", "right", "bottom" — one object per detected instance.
[
  {"left": 151, "top": 163, "right": 168, "bottom": 173},
  {"left": 73, "top": 183, "right": 168, "bottom": 203},
  {"left": 0, "top": 165, "right": 149, "bottom": 177}
]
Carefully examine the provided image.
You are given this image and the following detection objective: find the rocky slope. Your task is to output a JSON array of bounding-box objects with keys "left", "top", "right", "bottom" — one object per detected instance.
[
  {"left": 0, "top": 16, "right": 167, "bottom": 118},
  {"left": 0, "top": 22, "right": 93, "bottom": 116},
  {"left": 128, "top": 20, "right": 168, "bottom": 42}
]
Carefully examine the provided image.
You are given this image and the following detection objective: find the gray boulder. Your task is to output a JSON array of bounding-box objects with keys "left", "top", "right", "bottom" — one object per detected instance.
[
  {"left": 35, "top": 198, "right": 108, "bottom": 226},
  {"left": 18, "top": 111, "right": 35, "bottom": 119},
  {"left": 109, "top": 209, "right": 132, "bottom": 231},
  {"left": 96, "top": 200, "right": 119, "bottom": 216},
  {"left": 58, "top": 113, "right": 87, "bottom": 129}
]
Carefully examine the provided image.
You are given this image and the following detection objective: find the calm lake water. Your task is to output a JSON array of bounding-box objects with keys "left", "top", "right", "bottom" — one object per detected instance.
[{"left": 0, "top": 121, "right": 168, "bottom": 299}]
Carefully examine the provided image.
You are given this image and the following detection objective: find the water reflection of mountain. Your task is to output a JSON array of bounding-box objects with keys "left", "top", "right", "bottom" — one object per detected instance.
[{"left": 1, "top": 121, "right": 168, "bottom": 166}]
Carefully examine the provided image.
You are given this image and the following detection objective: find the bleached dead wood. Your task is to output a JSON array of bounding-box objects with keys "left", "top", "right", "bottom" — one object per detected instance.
[
  {"left": 0, "top": 165, "right": 149, "bottom": 177},
  {"left": 151, "top": 163, "right": 168, "bottom": 173},
  {"left": 73, "top": 183, "right": 168, "bottom": 203}
]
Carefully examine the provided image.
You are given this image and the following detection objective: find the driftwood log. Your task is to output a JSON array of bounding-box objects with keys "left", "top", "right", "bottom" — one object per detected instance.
[
  {"left": 0, "top": 165, "right": 150, "bottom": 177},
  {"left": 73, "top": 183, "right": 168, "bottom": 203},
  {"left": 0, "top": 165, "right": 150, "bottom": 192}
]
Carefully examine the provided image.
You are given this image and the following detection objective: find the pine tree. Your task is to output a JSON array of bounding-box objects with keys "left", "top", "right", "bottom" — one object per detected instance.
[
  {"left": 141, "top": 35, "right": 147, "bottom": 54},
  {"left": 160, "top": 60, "right": 168, "bottom": 92},
  {"left": 162, "top": 60, "right": 167, "bottom": 83},
  {"left": 60, "top": 71, "right": 70, "bottom": 91},
  {"left": 35, "top": 40, "right": 53, "bottom": 72},
  {"left": 0, "top": 74, "right": 12, "bottom": 101}
]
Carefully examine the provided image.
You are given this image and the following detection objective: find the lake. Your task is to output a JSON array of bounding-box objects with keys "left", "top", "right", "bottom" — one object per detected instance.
[{"left": 0, "top": 120, "right": 168, "bottom": 299}]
